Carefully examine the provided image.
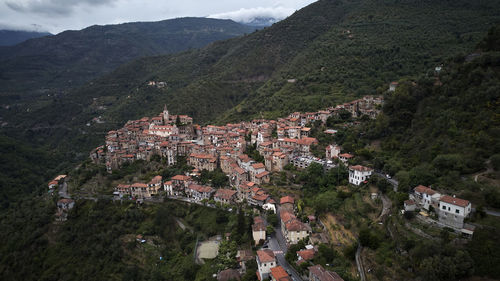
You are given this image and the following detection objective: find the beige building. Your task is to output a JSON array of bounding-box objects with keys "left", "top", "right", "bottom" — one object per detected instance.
[
  {"left": 280, "top": 210, "right": 310, "bottom": 245},
  {"left": 188, "top": 153, "right": 217, "bottom": 171},
  {"left": 252, "top": 216, "right": 266, "bottom": 245}
]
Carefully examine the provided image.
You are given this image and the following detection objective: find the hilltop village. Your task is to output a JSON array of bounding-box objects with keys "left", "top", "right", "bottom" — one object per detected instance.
[
  {"left": 80, "top": 93, "right": 479, "bottom": 280},
  {"left": 90, "top": 95, "right": 383, "bottom": 196},
  {"left": 86, "top": 96, "right": 383, "bottom": 280}
]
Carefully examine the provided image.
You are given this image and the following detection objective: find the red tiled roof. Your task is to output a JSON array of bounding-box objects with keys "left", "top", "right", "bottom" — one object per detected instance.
[
  {"left": 234, "top": 167, "right": 246, "bottom": 175},
  {"left": 252, "top": 222, "right": 266, "bottom": 232},
  {"left": 349, "top": 165, "right": 372, "bottom": 172},
  {"left": 270, "top": 266, "right": 291, "bottom": 281},
  {"left": 440, "top": 195, "right": 470, "bottom": 207},
  {"left": 339, "top": 153, "right": 354, "bottom": 158},
  {"left": 414, "top": 185, "right": 436, "bottom": 195},
  {"left": 257, "top": 249, "right": 275, "bottom": 263},
  {"left": 149, "top": 175, "right": 162, "bottom": 184},
  {"left": 171, "top": 175, "right": 192, "bottom": 181},
  {"left": 285, "top": 219, "right": 308, "bottom": 232},
  {"left": 48, "top": 180, "right": 58, "bottom": 186},
  {"left": 297, "top": 249, "right": 315, "bottom": 261},
  {"left": 308, "top": 265, "right": 344, "bottom": 281},
  {"left": 252, "top": 194, "right": 269, "bottom": 202},
  {"left": 297, "top": 137, "right": 318, "bottom": 146},
  {"left": 280, "top": 196, "right": 295, "bottom": 205},
  {"left": 217, "top": 269, "right": 240, "bottom": 281},
  {"left": 215, "top": 189, "right": 237, "bottom": 200},
  {"left": 280, "top": 210, "right": 296, "bottom": 223},
  {"left": 187, "top": 184, "right": 214, "bottom": 193},
  {"left": 255, "top": 171, "right": 270, "bottom": 178},
  {"left": 252, "top": 163, "right": 265, "bottom": 169},
  {"left": 254, "top": 216, "right": 265, "bottom": 224},
  {"left": 404, "top": 200, "right": 416, "bottom": 205}
]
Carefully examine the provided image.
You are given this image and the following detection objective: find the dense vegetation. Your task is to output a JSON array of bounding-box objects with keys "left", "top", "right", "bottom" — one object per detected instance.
[
  {"left": 0, "top": 17, "right": 254, "bottom": 92},
  {"left": 348, "top": 25, "right": 500, "bottom": 208},
  {"left": 3, "top": 0, "right": 500, "bottom": 161},
  {"left": 1, "top": 2, "right": 500, "bottom": 281},
  {"left": 0, "top": 135, "right": 65, "bottom": 209},
  {"left": 0, "top": 197, "right": 255, "bottom": 281}
]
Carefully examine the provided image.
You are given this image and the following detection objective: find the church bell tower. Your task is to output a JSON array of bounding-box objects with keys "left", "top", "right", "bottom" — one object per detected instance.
[{"left": 163, "top": 104, "right": 169, "bottom": 124}]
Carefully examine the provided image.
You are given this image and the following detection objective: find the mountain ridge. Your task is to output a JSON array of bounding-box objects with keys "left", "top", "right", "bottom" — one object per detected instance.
[
  {"left": 0, "top": 17, "right": 255, "bottom": 92},
  {"left": 2, "top": 0, "right": 500, "bottom": 158},
  {"left": 0, "top": 30, "right": 52, "bottom": 46}
]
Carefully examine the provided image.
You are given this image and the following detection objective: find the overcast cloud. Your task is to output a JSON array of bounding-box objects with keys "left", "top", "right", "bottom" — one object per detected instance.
[{"left": 0, "top": 0, "right": 316, "bottom": 34}]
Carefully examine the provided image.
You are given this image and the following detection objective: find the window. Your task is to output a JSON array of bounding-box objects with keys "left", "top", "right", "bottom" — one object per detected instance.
[
  {"left": 455, "top": 209, "right": 460, "bottom": 214},
  {"left": 442, "top": 205, "right": 446, "bottom": 210}
]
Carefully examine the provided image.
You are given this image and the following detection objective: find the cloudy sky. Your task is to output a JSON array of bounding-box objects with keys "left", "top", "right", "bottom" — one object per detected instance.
[{"left": 0, "top": 0, "right": 316, "bottom": 34}]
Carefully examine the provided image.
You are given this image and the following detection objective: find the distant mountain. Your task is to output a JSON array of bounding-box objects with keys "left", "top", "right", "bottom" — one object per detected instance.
[
  {"left": 0, "top": 30, "right": 51, "bottom": 46},
  {"left": 3, "top": 0, "right": 500, "bottom": 154},
  {"left": 0, "top": 17, "right": 255, "bottom": 92},
  {"left": 241, "top": 17, "right": 280, "bottom": 27}
]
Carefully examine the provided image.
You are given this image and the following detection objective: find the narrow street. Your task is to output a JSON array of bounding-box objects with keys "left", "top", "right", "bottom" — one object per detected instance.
[{"left": 267, "top": 207, "right": 303, "bottom": 281}]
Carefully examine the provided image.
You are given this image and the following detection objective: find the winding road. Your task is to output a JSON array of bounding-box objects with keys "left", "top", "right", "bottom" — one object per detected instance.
[{"left": 355, "top": 174, "right": 396, "bottom": 281}]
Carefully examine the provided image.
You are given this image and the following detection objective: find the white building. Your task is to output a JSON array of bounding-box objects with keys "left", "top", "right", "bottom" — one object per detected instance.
[
  {"left": 263, "top": 201, "right": 276, "bottom": 214},
  {"left": 414, "top": 185, "right": 441, "bottom": 210},
  {"left": 325, "top": 144, "right": 341, "bottom": 159},
  {"left": 256, "top": 249, "right": 276, "bottom": 280},
  {"left": 338, "top": 153, "right": 354, "bottom": 164},
  {"left": 438, "top": 195, "right": 472, "bottom": 229},
  {"left": 389, "top": 81, "right": 398, "bottom": 92},
  {"left": 348, "top": 165, "right": 373, "bottom": 185},
  {"left": 404, "top": 200, "right": 417, "bottom": 212}
]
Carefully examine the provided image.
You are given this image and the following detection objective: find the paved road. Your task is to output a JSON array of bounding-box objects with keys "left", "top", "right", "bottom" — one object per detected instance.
[
  {"left": 472, "top": 207, "right": 500, "bottom": 217},
  {"left": 267, "top": 207, "right": 303, "bottom": 281},
  {"left": 484, "top": 208, "right": 500, "bottom": 217},
  {"left": 58, "top": 181, "right": 70, "bottom": 199},
  {"left": 378, "top": 195, "right": 392, "bottom": 222},
  {"left": 374, "top": 172, "right": 399, "bottom": 192}
]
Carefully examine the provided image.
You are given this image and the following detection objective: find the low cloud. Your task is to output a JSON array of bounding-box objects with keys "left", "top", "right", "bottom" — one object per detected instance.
[
  {"left": 0, "top": 23, "right": 50, "bottom": 32},
  {"left": 5, "top": 0, "right": 116, "bottom": 16},
  {"left": 208, "top": 6, "right": 295, "bottom": 24}
]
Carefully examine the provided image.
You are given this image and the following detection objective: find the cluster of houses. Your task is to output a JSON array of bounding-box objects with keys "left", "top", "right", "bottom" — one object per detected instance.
[
  {"left": 251, "top": 195, "right": 311, "bottom": 246},
  {"left": 93, "top": 95, "right": 383, "bottom": 207},
  {"left": 256, "top": 249, "right": 344, "bottom": 281},
  {"left": 48, "top": 174, "right": 67, "bottom": 190},
  {"left": 279, "top": 196, "right": 312, "bottom": 244},
  {"left": 405, "top": 185, "right": 473, "bottom": 234},
  {"left": 91, "top": 96, "right": 383, "bottom": 179},
  {"left": 114, "top": 175, "right": 164, "bottom": 199}
]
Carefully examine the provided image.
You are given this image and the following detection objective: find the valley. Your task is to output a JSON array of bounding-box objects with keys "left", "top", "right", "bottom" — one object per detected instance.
[{"left": 1, "top": 1, "right": 500, "bottom": 281}]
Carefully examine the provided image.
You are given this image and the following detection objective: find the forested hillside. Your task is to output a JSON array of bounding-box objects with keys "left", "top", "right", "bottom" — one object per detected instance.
[
  {"left": 0, "top": 135, "right": 64, "bottom": 209},
  {"left": 4, "top": 0, "right": 499, "bottom": 160},
  {"left": 336, "top": 24, "right": 500, "bottom": 208},
  {"left": 0, "top": 17, "right": 255, "bottom": 92}
]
